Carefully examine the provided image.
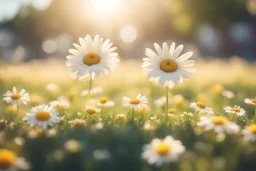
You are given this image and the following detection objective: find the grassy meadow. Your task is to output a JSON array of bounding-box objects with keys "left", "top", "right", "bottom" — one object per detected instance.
[{"left": 0, "top": 58, "right": 256, "bottom": 171}]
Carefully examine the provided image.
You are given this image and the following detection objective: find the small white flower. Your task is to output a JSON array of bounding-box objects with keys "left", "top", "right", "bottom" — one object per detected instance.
[
  {"left": 143, "top": 122, "right": 155, "bottom": 131},
  {"left": 25, "top": 104, "right": 60, "bottom": 130},
  {"left": 45, "top": 83, "right": 59, "bottom": 92},
  {"left": 180, "top": 112, "right": 193, "bottom": 117},
  {"left": 190, "top": 102, "right": 213, "bottom": 114},
  {"left": 142, "top": 136, "right": 185, "bottom": 166},
  {"left": 244, "top": 98, "right": 256, "bottom": 105},
  {"left": 242, "top": 124, "right": 256, "bottom": 142},
  {"left": 142, "top": 42, "right": 195, "bottom": 88},
  {"left": 3, "top": 87, "right": 29, "bottom": 105},
  {"left": 222, "top": 90, "right": 234, "bottom": 99},
  {"left": 122, "top": 94, "right": 148, "bottom": 110},
  {"left": 84, "top": 106, "right": 101, "bottom": 115},
  {"left": 66, "top": 35, "right": 119, "bottom": 79},
  {"left": 50, "top": 96, "right": 70, "bottom": 109},
  {"left": 97, "top": 97, "right": 115, "bottom": 107},
  {"left": 80, "top": 87, "right": 103, "bottom": 96},
  {"left": 154, "top": 96, "right": 166, "bottom": 107},
  {"left": 224, "top": 105, "right": 245, "bottom": 116},
  {"left": 197, "top": 116, "right": 240, "bottom": 134},
  {"left": 0, "top": 149, "right": 30, "bottom": 171},
  {"left": 115, "top": 114, "right": 126, "bottom": 119}
]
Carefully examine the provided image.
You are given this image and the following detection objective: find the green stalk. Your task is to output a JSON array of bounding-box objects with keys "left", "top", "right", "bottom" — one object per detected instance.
[
  {"left": 88, "top": 76, "right": 93, "bottom": 100},
  {"left": 165, "top": 86, "right": 169, "bottom": 126},
  {"left": 131, "top": 108, "right": 135, "bottom": 122},
  {"left": 194, "top": 111, "right": 199, "bottom": 126},
  {"left": 16, "top": 103, "right": 20, "bottom": 115}
]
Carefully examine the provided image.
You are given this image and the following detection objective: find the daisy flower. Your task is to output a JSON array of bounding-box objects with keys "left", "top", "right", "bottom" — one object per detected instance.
[
  {"left": 242, "top": 124, "right": 256, "bottom": 142},
  {"left": 142, "top": 136, "right": 185, "bottom": 166},
  {"left": 97, "top": 97, "right": 115, "bottom": 107},
  {"left": 224, "top": 105, "right": 245, "bottom": 116},
  {"left": 244, "top": 98, "right": 256, "bottom": 105},
  {"left": 0, "top": 148, "right": 30, "bottom": 170},
  {"left": 115, "top": 114, "right": 126, "bottom": 120},
  {"left": 66, "top": 35, "right": 119, "bottom": 79},
  {"left": 190, "top": 102, "right": 214, "bottom": 114},
  {"left": 3, "top": 87, "right": 29, "bottom": 105},
  {"left": 142, "top": 42, "right": 195, "bottom": 88},
  {"left": 25, "top": 105, "right": 60, "bottom": 130},
  {"left": 122, "top": 94, "right": 148, "bottom": 110},
  {"left": 222, "top": 90, "right": 234, "bottom": 99},
  {"left": 84, "top": 106, "right": 100, "bottom": 115},
  {"left": 138, "top": 106, "right": 149, "bottom": 115},
  {"left": 50, "top": 96, "right": 70, "bottom": 109},
  {"left": 197, "top": 116, "right": 240, "bottom": 134},
  {"left": 154, "top": 96, "right": 166, "bottom": 107}
]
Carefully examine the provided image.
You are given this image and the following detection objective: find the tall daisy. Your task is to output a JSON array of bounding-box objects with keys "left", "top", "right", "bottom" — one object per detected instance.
[
  {"left": 142, "top": 136, "right": 185, "bottom": 166},
  {"left": 25, "top": 104, "right": 60, "bottom": 130},
  {"left": 197, "top": 116, "right": 240, "bottom": 134},
  {"left": 122, "top": 94, "right": 147, "bottom": 121},
  {"left": 66, "top": 35, "right": 119, "bottom": 98},
  {"left": 142, "top": 42, "right": 195, "bottom": 125}
]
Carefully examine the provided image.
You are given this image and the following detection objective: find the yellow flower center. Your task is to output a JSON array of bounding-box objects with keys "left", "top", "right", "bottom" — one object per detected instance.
[
  {"left": 86, "top": 108, "right": 96, "bottom": 115},
  {"left": 211, "top": 116, "right": 228, "bottom": 125},
  {"left": 99, "top": 97, "right": 109, "bottom": 104},
  {"left": 129, "top": 99, "right": 140, "bottom": 105},
  {"left": 168, "top": 108, "right": 176, "bottom": 113},
  {"left": 0, "top": 149, "right": 17, "bottom": 169},
  {"left": 116, "top": 115, "right": 125, "bottom": 119},
  {"left": 249, "top": 124, "right": 256, "bottom": 134},
  {"left": 10, "top": 94, "right": 21, "bottom": 100},
  {"left": 160, "top": 59, "right": 178, "bottom": 72},
  {"left": 138, "top": 108, "right": 148, "bottom": 114},
  {"left": 231, "top": 108, "right": 240, "bottom": 112},
  {"left": 7, "top": 105, "right": 16, "bottom": 112},
  {"left": 35, "top": 111, "right": 51, "bottom": 121},
  {"left": 155, "top": 142, "right": 172, "bottom": 156},
  {"left": 83, "top": 53, "right": 100, "bottom": 65},
  {"left": 251, "top": 99, "right": 256, "bottom": 103},
  {"left": 196, "top": 102, "right": 206, "bottom": 109}
]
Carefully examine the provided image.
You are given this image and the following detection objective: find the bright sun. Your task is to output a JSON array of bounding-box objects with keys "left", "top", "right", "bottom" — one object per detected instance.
[{"left": 91, "top": 0, "right": 119, "bottom": 13}]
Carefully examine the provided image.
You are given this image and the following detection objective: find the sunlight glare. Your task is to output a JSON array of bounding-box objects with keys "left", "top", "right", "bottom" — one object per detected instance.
[{"left": 91, "top": 0, "right": 119, "bottom": 13}]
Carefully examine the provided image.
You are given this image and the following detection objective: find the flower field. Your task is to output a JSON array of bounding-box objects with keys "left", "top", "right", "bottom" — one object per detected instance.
[{"left": 1, "top": 53, "right": 256, "bottom": 171}]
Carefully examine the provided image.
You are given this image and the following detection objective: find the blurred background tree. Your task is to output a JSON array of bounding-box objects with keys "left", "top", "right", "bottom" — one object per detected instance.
[{"left": 0, "top": 0, "right": 255, "bottom": 63}]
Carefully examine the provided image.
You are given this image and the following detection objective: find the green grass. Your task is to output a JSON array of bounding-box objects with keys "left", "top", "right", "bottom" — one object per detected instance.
[{"left": 0, "top": 58, "right": 256, "bottom": 171}]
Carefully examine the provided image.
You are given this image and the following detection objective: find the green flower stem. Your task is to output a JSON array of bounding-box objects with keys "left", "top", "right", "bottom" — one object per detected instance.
[
  {"left": 165, "top": 86, "right": 169, "bottom": 126},
  {"left": 131, "top": 108, "right": 135, "bottom": 122},
  {"left": 16, "top": 103, "right": 20, "bottom": 115},
  {"left": 88, "top": 76, "right": 93, "bottom": 100},
  {"left": 194, "top": 111, "right": 199, "bottom": 126}
]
